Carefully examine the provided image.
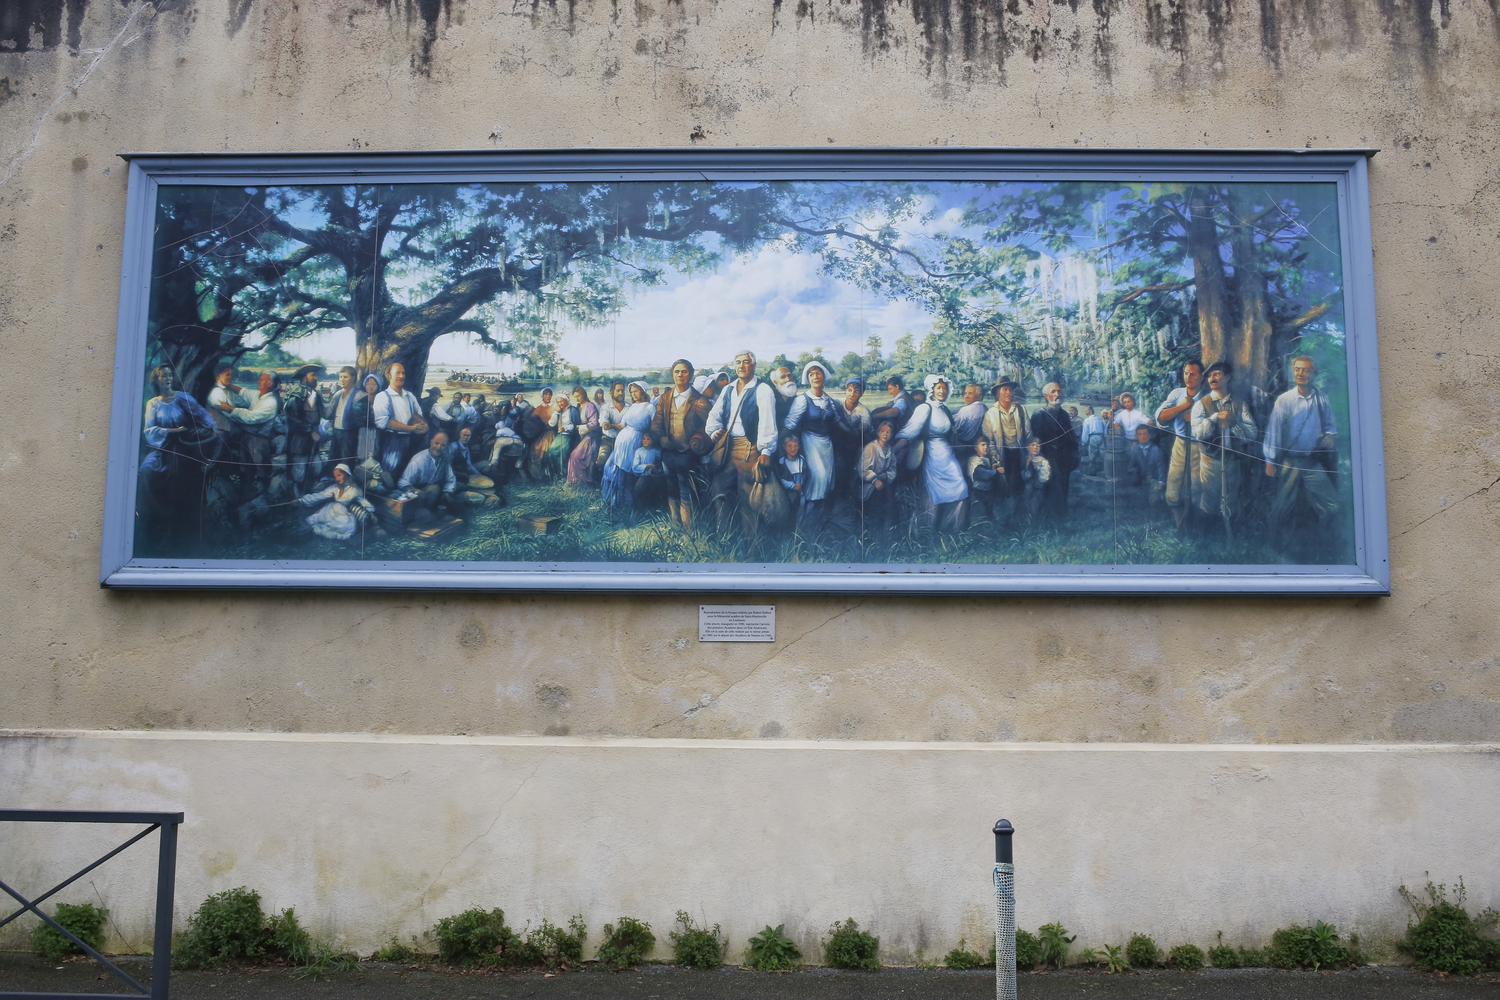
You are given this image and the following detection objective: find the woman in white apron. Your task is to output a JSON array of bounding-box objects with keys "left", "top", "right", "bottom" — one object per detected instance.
[
  {"left": 897, "top": 374, "right": 969, "bottom": 532},
  {"left": 783, "top": 361, "right": 848, "bottom": 531}
]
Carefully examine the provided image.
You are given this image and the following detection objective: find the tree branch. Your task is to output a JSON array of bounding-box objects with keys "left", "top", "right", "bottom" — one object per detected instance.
[{"left": 1116, "top": 278, "right": 1196, "bottom": 303}]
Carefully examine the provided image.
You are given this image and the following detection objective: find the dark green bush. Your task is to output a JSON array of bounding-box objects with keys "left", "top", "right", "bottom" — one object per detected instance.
[
  {"left": 31, "top": 903, "right": 108, "bottom": 962},
  {"left": 175, "top": 887, "right": 269, "bottom": 968},
  {"left": 1014, "top": 928, "right": 1041, "bottom": 968},
  {"left": 596, "top": 916, "right": 654, "bottom": 970},
  {"left": 265, "top": 908, "right": 314, "bottom": 966},
  {"left": 1125, "top": 933, "right": 1161, "bottom": 969},
  {"left": 943, "top": 939, "right": 985, "bottom": 970},
  {"left": 1037, "top": 923, "right": 1075, "bottom": 969},
  {"left": 823, "top": 918, "right": 879, "bottom": 971},
  {"left": 668, "top": 911, "right": 724, "bottom": 969},
  {"left": 432, "top": 908, "right": 515, "bottom": 966},
  {"left": 1237, "top": 946, "right": 1268, "bottom": 967},
  {"left": 1169, "top": 943, "right": 1205, "bottom": 971},
  {"left": 1400, "top": 878, "right": 1499, "bottom": 976},
  {"left": 746, "top": 924, "right": 801, "bottom": 971},
  {"left": 1266, "top": 921, "right": 1350, "bottom": 971},
  {"left": 1207, "top": 942, "right": 1239, "bottom": 968},
  {"left": 523, "top": 916, "right": 587, "bottom": 969},
  {"left": 371, "top": 937, "right": 418, "bottom": 963}
]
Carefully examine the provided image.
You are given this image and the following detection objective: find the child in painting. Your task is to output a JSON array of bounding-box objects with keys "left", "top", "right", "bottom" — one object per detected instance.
[
  {"left": 1019, "top": 436, "right": 1052, "bottom": 523},
  {"left": 776, "top": 433, "right": 808, "bottom": 525},
  {"left": 966, "top": 436, "right": 1002, "bottom": 523},
  {"left": 859, "top": 421, "right": 897, "bottom": 531},
  {"left": 630, "top": 431, "right": 666, "bottom": 510},
  {"left": 1126, "top": 424, "right": 1167, "bottom": 506}
]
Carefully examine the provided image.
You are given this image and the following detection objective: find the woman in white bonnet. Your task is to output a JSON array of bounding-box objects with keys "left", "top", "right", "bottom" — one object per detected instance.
[
  {"left": 296, "top": 463, "right": 382, "bottom": 541},
  {"left": 896, "top": 374, "right": 970, "bottom": 532},
  {"left": 783, "top": 360, "right": 849, "bottom": 531}
]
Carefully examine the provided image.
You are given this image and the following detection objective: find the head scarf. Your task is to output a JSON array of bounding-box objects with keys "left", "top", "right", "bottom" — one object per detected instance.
[
  {"left": 334, "top": 463, "right": 353, "bottom": 478},
  {"left": 844, "top": 376, "right": 864, "bottom": 391},
  {"left": 923, "top": 374, "right": 953, "bottom": 394},
  {"left": 801, "top": 361, "right": 833, "bottom": 386},
  {"left": 362, "top": 372, "right": 385, "bottom": 395},
  {"left": 692, "top": 374, "right": 713, "bottom": 393},
  {"left": 628, "top": 380, "right": 652, "bottom": 400}
]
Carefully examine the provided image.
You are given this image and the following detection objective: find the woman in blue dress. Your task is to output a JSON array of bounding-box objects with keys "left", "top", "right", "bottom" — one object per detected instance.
[
  {"left": 783, "top": 360, "right": 848, "bottom": 531},
  {"left": 600, "top": 381, "right": 654, "bottom": 509},
  {"left": 896, "top": 374, "right": 969, "bottom": 532},
  {"left": 138, "top": 364, "right": 218, "bottom": 553}
]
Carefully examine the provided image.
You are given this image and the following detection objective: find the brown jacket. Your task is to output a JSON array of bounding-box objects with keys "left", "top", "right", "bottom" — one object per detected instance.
[{"left": 651, "top": 388, "right": 713, "bottom": 455}]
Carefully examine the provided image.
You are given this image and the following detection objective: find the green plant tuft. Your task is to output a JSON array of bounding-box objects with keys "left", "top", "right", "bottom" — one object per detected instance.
[
  {"left": 596, "top": 916, "right": 654, "bottom": 970},
  {"left": 1103, "top": 943, "right": 1130, "bottom": 973},
  {"left": 175, "top": 887, "right": 268, "bottom": 968},
  {"left": 526, "top": 916, "right": 588, "bottom": 969},
  {"left": 747, "top": 924, "right": 802, "bottom": 971},
  {"left": 1169, "top": 943, "right": 1205, "bottom": 971},
  {"left": 1125, "top": 933, "right": 1161, "bottom": 969},
  {"left": 823, "top": 918, "right": 879, "bottom": 971},
  {"left": 31, "top": 903, "right": 108, "bottom": 963},
  {"left": 1037, "top": 923, "right": 1075, "bottom": 969},
  {"left": 1237, "top": 946, "right": 1268, "bottom": 967},
  {"left": 432, "top": 908, "right": 515, "bottom": 966},
  {"left": 1207, "top": 932, "right": 1239, "bottom": 969},
  {"left": 942, "top": 938, "right": 985, "bottom": 970},
  {"left": 1014, "top": 928, "right": 1041, "bottom": 968},
  {"left": 265, "top": 908, "right": 314, "bottom": 966},
  {"left": 668, "top": 911, "right": 724, "bottom": 969},
  {"left": 1266, "top": 921, "right": 1351, "bottom": 971},
  {"left": 1399, "top": 878, "right": 1499, "bottom": 976},
  {"left": 371, "top": 937, "right": 418, "bottom": 963}
]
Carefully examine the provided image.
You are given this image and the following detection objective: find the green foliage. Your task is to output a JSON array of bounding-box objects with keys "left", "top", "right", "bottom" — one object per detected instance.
[
  {"left": 669, "top": 911, "right": 725, "bottom": 969},
  {"left": 746, "top": 924, "right": 802, "bottom": 971},
  {"left": 30, "top": 903, "right": 108, "bottom": 962},
  {"left": 823, "top": 918, "right": 879, "bottom": 971},
  {"left": 1077, "top": 946, "right": 1102, "bottom": 965},
  {"left": 1014, "top": 928, "right": 1041, "bottom": 969},
  {"left": 1125, "top": 933, "right": 1161, "bottom": 969},
  {"left": 1169, "top": 943, "right": 1205, "bottom": 972},
  {"left": 371, "top": 937, "right": 418, "bottom": 963},
  {"left": 596, "top": 916, "right": 655, "bottom": 970},
  {"left": 525, "top": 916, "right": 588, "bottom": 969},
  {"left": 175, "top": 887, "right": 269, "bottom": 968},
  {"left": 265, "top": 908, "right": 314, "bottom": 966},
  {"left": 1207, "top": 932, "right": 1239, "bottom": 969},
  {"left": 1236, "top": 946, "right": 1268, "bottom": 967},
  {"left": 1399, "top": 877, "right": 1500, "bottom": 976},
  {"left": 942, "top": 938, "right": 986, "bottom": 970},
  {"left": 1266, "top": 921, "right": 1351, "bottom": 971},
  {"left": 1103, "top": 943, "right": 1130, "bottom": 973},
  {"left": 432, "top": 908, "right": 515, "bottom": 966},
  {"left": 1037, "top": 923, "right": 1075, "bottom": 969}
]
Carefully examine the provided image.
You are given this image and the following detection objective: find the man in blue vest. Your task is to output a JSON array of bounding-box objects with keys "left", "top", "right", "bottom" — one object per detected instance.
[{"left": 705, "top": 349, "right": 780, "bottom": 539}]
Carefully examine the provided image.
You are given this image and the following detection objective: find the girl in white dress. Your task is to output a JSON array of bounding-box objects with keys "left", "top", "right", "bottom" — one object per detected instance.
[
  {"left": 783, "top": 361, "right": 849, "bottom": 531},
  {"left": 897, "top": 375, "right": 970, "bottom": 532},
  {"left": 297, "top": 464, "right": 381, "bottom": 541}
]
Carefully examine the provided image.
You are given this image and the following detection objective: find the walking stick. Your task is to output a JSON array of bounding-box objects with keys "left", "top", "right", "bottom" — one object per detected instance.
[{"left": 1219, "top": 401, "right": 1233, "bottom": 542}]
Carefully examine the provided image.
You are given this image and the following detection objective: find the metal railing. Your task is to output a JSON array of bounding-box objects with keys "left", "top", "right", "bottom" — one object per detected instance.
[{"left": 0, "top": 810, "right": 182, "bottom": 1000}]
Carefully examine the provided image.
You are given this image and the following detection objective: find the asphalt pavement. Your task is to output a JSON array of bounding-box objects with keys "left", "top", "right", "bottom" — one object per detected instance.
[{"left": 3, "top": 954, "right": 1499, "bottom": 1000}]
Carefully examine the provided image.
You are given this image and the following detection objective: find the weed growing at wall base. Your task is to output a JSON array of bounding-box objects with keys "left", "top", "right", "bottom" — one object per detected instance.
[
  {"left": 596, "top": 916, "right": 654, "bottom": 970},
  {"left": 746, "top": 924, "right": 802, "bottom": 971},
  {"left": 823, "top": 918, "right": 879, "bottom": 970},
  {"left": 942, "top": 939, "right": 986, "bottom": 970},
  {"left": 668, "top": 911, "right": 725, "bottom": 969},
  {"left": 1400, "top": 877, "right": 1500, "bottom": 975},
  {"left": 1038, "top": 923, "right": 1076, "bottom": 968},
  {"left": 30, "top": 903, "right": 107, "bottom": 962},
  {"left": 1125, "top": 932, "right": 1161, "bottom": 968}
]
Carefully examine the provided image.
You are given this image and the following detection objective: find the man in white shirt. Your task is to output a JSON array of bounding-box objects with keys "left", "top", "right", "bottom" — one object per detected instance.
[
  {"left": 221, "top": 369, "right": 283, "bottom": 492},
  {"left": 1113, "top": 392, "right": 1152, "bottom": 439},
  {"left": 373, "top": 362, "right": 428, "bottom": 476},
  {"left": 1263, "top": 355, "right": 1340, "bottom": 533},
  {"left": 1155, "top": 360, "right": 1204, "bottom": 529},
  {"left": 596, "top": 380, "right": 627, "bottom": 472},
  {"left": 705, "top": 350, "right": 779, "bottom": 539},
  {"left": 398, "top": 431, "right": 458, "bottom": 509}
]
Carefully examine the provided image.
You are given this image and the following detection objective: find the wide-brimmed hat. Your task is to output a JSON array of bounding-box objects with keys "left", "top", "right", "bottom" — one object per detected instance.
[
  {"left": 292, "top": 363, "right": 324, "bottom": 380},
  {"left": 992, "top": 378, "right": 1020, "bottom": 392},
  {"left": 801, "top": 361, "right": 833, "bottom": 386}
]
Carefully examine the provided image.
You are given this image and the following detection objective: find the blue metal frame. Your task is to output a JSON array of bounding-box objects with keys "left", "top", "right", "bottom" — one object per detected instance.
[
  {"left": 0, "top": 810, "right": 182, "bottom": 1000},
  {"left": 99, "top": 147, "right": 1389, "bottom": 595}
]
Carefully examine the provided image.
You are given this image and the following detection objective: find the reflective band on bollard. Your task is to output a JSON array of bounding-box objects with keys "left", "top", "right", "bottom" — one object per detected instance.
[{"left": 994, "top": 819, "right": 1016, "bottom": 1000}]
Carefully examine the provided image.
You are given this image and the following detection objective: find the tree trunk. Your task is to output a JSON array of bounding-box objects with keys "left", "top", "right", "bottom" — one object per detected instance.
[
  {"left": 1224, "top": 188, "right": 1274, "bottom": 394},
  {"left": 353, "top": 267, "right": 507, "bottom": 395},
  {"left": 1185, "top": 186, "right": 1232, "bottom": 368}
]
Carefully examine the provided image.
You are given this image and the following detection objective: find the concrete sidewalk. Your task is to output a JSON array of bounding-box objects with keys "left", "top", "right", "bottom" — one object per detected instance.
[{"left": 3, "top": 955, "right": 1499, "bottom": 1000}]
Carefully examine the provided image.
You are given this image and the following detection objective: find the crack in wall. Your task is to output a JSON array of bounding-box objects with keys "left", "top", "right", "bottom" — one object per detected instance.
[
  {"left": 413, "top": 755, "right": 547, "bottom": 911},
  {"left": 0, "top": 1, "right": 151, "bottom": 193},
  {"left": 1393, "top": 472, "right": 1500, "bottom": 539},
  {"left": 647, "top": 599, "right": 868, "bottom": 734}
]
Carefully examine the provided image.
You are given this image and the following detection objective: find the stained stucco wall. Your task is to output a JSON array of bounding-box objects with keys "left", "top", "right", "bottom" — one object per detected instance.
[{"left": 1, "top": 0, "right": 1498, "bottom": 959}]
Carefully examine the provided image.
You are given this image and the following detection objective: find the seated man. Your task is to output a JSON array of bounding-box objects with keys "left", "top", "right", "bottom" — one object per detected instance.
[
  {"left": 449, "top": 427, "right": 496, "bottom": 490},
  {"left": 398, "top": 432, "right": 490, "bottom": 509}
]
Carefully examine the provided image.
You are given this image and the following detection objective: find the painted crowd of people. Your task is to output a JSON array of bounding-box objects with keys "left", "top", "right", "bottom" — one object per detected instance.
[{"left": 137, "top": 349, "right": 1344, "bottom": 559}]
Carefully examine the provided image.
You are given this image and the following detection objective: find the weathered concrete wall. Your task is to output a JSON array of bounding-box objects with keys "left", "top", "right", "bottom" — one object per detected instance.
[
  {"left": 4, "top": 732, "right": 1497, "bottom": 961},
  {"left": 2, "top": 0, "right": 1498, "bottom": 955}
]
